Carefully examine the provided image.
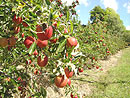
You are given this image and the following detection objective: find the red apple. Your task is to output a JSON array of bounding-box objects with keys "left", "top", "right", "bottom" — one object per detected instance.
[
  {"left": 99, "top": 40, "right": 103, "bottom": 42},
  {"left": 66, "top": 53, "right": 68, "bottom": 57},
  {"left": 70, "top": 58, "right": 72, "bottom": 61},
  {"left": 74, "top": 95, "right": 78, "bottom": 98},
  {"left": 39, "top": 71, "right": 42, "bottom": 75},
  {"left": 78, "top": 68, "right": 83, "bottom": 72},
  {"left": 37, "top": 55, "right": 48, "bottom": 67},
  {"left": 36, "top": 25, "right": 43, "bottom": 32},
  {"left": 37, "top": 39, "right": 48, "bottom": 48},
  {"left": 92, "top": 57, "right": 95, "bottom": 60},
  {"left": 59, "top": 13, "right": 63, "bottom": 17},
  {"left": 12, "top": 14, "right": 17, "bottom": 23},
  {"left": 54, "top": 75, "right": 68, "bottom": 88},
  {"left": 17, "top": 76, "right": 22, "bottom": 81},
  {"left": 64, "top": 29, "right": 67, "bottom": 33},
  {"left": 37, "top": 26, "right": 53, "bottom": 40},
  {"left": 100, "top": 68, "right": 103, "bottom": 71},
  {"left": 71, "top": 93, "right": 73, "bottom": 98},
  {"left": 26, "top": 60, "right": 31, "bottom": 64},
  {"left": 107, "top": 51, "right": 110, "bottom": 53},
  {"left": 53, "top": 21, "right": 57, "bottom": 27},
  {"left": 22, "top": 22, "right": 28, "bottom": 27},
  {"left": 64, "top": 67, "right": 73, "bottom": 78},
  {"left": 16, "top": 17, "right": 22, "bottom": 24},
  {"left": 103, "top": 43, "right": 106, "bottom": 46},
  {"left": 14, "top": 26, "right": 20, "bottom": 34},
  {"left": 50, "top": 38, "right": 58, "bottom": 43},
  {"left": 34, "top": 69, "right": 38, "bottom": 75},
  {"left": 33, "top": 50, "right": 38, "bottom": 56},
  {"left": 8, "top": 46, "right": 11, "bottom": 51},
  {"left": 44, "top": 26, "right": 53, "bottom": 40},
  {"left": 8, "top": 36, "right": 16, "bottom": 46},
  {"left": 18, "top": 86, "right": 22, "bottom": 91},
  {"left": 67, "top": 37, "right": 78, "bottom": 48},
  {"left": 96, "top": 66, "right": 99, "bottom": 69},
  {"left": 0, "top": 38, "right": 8, "bottom": 47},
  {"left": 22, "top": 33, "right": 24, "bottom": 38},
  {"left": 24, "top": 36, "right": 35, "bottom": 49}
]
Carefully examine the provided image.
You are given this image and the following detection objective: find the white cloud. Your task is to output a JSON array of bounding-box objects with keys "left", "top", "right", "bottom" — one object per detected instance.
[
  {"left": 123, "top": 3, "right": 127, "bottom": 7},
  {"left": 123, "top": 2, "right": 130, "bottom": 14},
  {"left": 128, "top": 5, "right": 130, "bottom": 13},
  {"left": 100, "top": 0, "right": 118, "bottom": 11},
  {"left": 62, "top": 0, "right": 88, "bottom": 7},
  {"left": 77, "top": 9, "right": 80, "bottom": 13},
  {"left": 79, "top": 0, "right": 88, "bottom": 6},
  {"left": 126, "top": 26, "right": 130, "bottom": 30}
]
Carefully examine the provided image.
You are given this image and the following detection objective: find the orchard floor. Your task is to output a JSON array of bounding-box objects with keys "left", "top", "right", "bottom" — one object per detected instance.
[
  {"left": 85, "top": 47, "right": 130, "bottom": 98},
  {"left": 46, "top": 47, "right": 130, "bottom": 98}
]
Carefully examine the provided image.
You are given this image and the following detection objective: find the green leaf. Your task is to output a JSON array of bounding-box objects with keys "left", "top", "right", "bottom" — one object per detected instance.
[
  {"left": 29, "top": 12, "right": 37, "bottom": 18},
  {"left": 56, "top": 39, "right": 66, "bottom": 54},
  {"left": 70, "top": 20, "right": 73, "bottom": 33},
  {"left": 49, "top": 12, "right": 53, "bottom": 20},
  {"left": 64, "top": 35, "right": 70, "bottom": 38},
  {"left": 12, "top": 7, "right": 17, "bottom": 12},
  {"left": 45, "top": 0, "right": 51, "bottom": 5},
  {"left": 40, "top": 87, "right": 47, "bottom": 98},
  {"left": 34, "top": 92, "right": 41, "bottom": 97},
  {"left": 28, "top": 42, "right": 36, "bottom": 55},
  {"left": 30, "top": 26, "right": 37, "bottom": 38},
  {"left": 48, "top": 12, "right": 53, "bottom": 24},
  {"left": 11, "top": 79, "right": 17, "bottom": 86},
  {"left": 53, "top": 14, "right": 59, "bottom": 19},
  {"left": 67, "top": 11, "right": 69, "bottom": 21}
]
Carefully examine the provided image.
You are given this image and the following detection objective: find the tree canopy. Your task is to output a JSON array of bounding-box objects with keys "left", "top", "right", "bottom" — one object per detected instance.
[{"left": 90, "top": 6, "right": 126, "bottom": 34}]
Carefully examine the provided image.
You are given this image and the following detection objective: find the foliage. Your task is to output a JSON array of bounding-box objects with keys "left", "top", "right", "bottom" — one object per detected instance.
[
  {"left": 90, "top": 6, "right": 126, "bottom": 35},
  {"left": 89, "top": 6, "right": 126, "bottom": 54},
  {"left": 0, "top": 0, "right": 81, "bottom": 97},
  {"left": 0, "top": 0, "right": 127, "bottom": 98},
  {"left": 90, "top": 6, "right": 106, "bottom": 22},
  {"left": 123, "top": 30, "right": 130, "bottom": 44},
  {"left": 76, "top": 18, "right": 110, "bottom": 69}
]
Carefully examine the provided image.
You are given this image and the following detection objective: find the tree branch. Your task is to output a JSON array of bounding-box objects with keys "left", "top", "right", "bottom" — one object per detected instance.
[{"left": 22, "top": 0, "right": 32, "bottom": 8}]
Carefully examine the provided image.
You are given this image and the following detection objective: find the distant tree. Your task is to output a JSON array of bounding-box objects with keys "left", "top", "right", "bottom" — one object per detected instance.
[
  {"left": 105, "top": 8, "right": 125, "bottom": 34},
  {"left": 90, "top": 6, "right": 126, "bottom": 35},
  {"left": 90, "top": 6, "right": 106, "bottom": 22},
  {"left": 123, "top": 30, "right": 130, "bottom": 43}
]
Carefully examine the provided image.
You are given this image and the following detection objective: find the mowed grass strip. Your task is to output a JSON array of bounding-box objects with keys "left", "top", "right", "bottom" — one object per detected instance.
[{"left": 86, "top": 47, "right": 130, "bottom": 98}]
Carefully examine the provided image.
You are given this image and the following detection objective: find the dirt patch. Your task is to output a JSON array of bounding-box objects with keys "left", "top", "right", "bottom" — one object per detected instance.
[
  {"left": 61, "top": 50, "right": 122, "bottom": 98},
  {"left": 99, "top": 50, "right": 123, "bottom": 72},
  {"left": 70, "top": 50, "right": 123, "bottom": 97},
  {"left": 16, "top": 50, "right": 122, "bottom": 98}
]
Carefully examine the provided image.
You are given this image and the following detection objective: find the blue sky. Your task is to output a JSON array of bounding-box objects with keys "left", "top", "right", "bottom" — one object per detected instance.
[{"left": 62, "top": 0, "right": 130, "bottom": 30}]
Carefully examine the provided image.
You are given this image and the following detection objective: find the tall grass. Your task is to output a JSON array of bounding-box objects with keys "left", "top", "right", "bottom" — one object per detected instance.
[{"left": 86, "top": 47, "right": 130, "bottom": 98}]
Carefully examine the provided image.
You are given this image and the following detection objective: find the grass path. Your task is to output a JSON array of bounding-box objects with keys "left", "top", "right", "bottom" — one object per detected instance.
[
  {"left": 85, "top": 47, "right": 130, "bottom": 98},
  {"left": 40, "top": 47, "right": 129, "bottom": 98}
]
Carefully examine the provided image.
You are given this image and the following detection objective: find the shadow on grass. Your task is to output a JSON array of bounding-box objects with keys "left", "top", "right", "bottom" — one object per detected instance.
[{"left": 72, "top": 78, "right": 130, "bottom": 86}]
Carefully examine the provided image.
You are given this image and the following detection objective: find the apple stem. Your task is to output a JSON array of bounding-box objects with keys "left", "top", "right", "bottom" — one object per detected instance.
[{"left": 29, "top": 28, "right": 45, "bottom": 34}]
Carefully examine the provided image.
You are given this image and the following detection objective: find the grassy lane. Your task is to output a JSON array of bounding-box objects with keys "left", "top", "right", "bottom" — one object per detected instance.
[{"left": 86, "top": 47, "right": 130, "bottom": 98}]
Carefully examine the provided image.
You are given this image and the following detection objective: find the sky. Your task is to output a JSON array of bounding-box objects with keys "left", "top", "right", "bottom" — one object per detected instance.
[{"left": 62, "top": 0, "right": 130, "bottom": 30}]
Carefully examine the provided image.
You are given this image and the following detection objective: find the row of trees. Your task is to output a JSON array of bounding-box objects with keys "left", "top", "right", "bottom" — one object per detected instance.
[
  {"left": 0, "top": 1, "right": 129, "bottom": 98},
  {"left": 76, "top": 6, "right": 127, "bottom": 63},
  {"left": 90, "top": 6, "right": 126, "bottom": 35},
  {"left": 90, "top": 6, "right": 130, "bottom": 46}
]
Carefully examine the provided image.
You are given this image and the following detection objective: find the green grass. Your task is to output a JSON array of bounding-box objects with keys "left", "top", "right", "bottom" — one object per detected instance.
[{"left": 86, "top": 47, "right": 130, "bottom": 98}]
